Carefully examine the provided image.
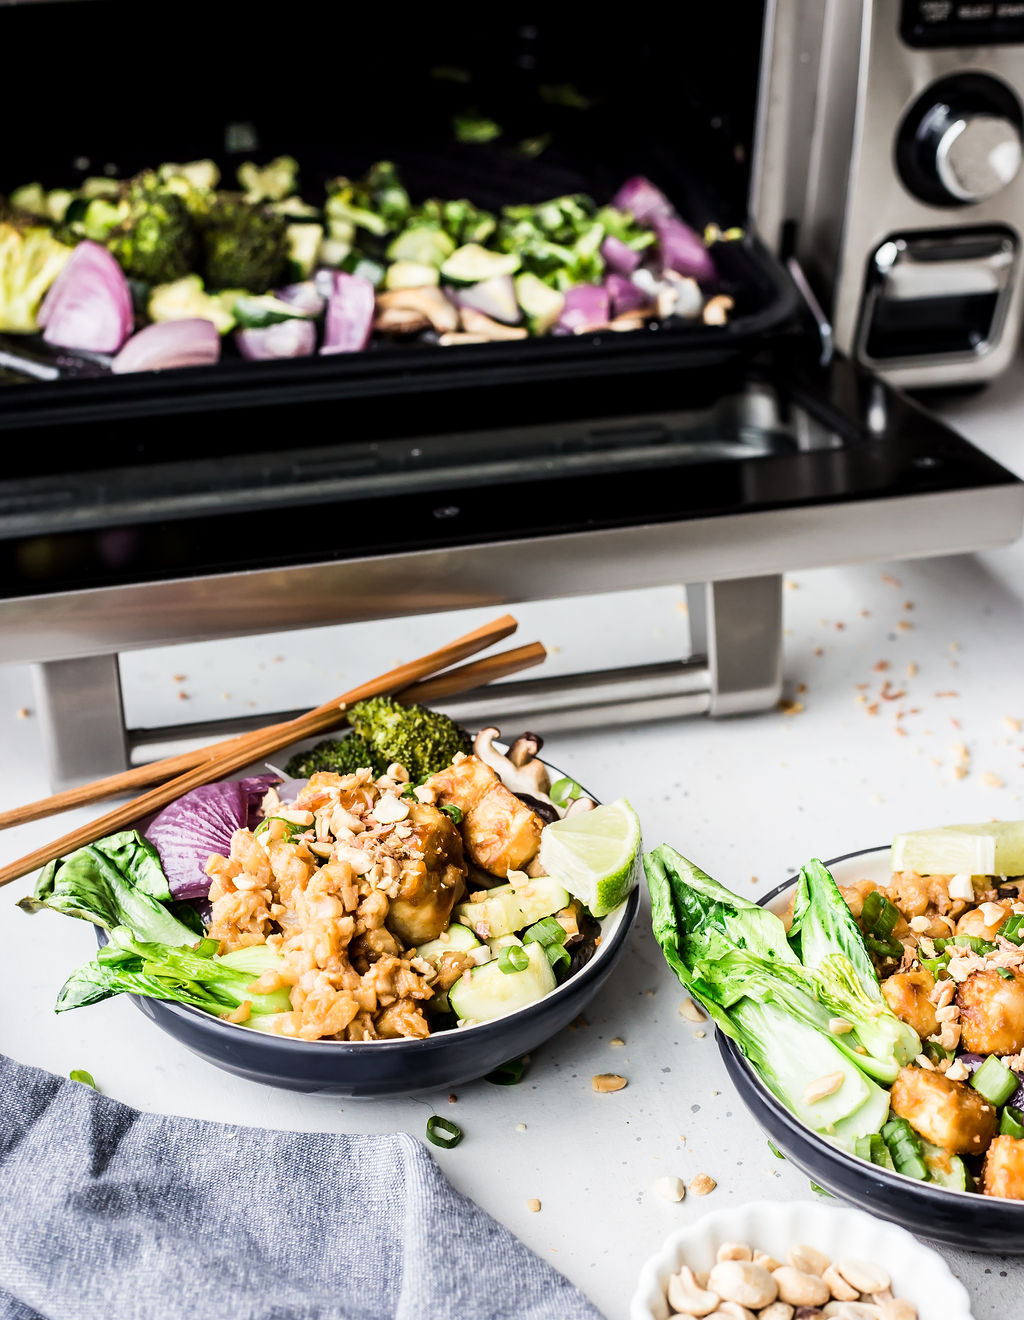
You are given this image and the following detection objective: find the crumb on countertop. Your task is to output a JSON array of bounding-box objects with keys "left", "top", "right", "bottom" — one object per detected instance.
[
  {"left": 15, "top": 707, "right": 30, "bottom": 720},
  {"left": 689, "top": 1172, "right": 717, "bottom": 1196},
  {"left": 527, "top": 1198, "right": 541, "bottom": 1213},
  {"left": 592, "top": 1073, "right": 628, "bottom": 1093}
]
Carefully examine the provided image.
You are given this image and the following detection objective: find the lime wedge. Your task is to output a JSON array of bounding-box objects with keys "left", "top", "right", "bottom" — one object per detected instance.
[
  {"left": 538, "top": 799, "right": 642, "bottom": 918},
  {"left": 891, "top": 820, "right": 1024, "bottom": 877}
]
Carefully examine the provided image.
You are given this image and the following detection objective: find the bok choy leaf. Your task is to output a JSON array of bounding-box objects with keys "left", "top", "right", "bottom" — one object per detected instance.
[
  {"left": 19, "top": 830, "right": 198, "bottom": 945},
  {"left": 56, "top": 927, "right": 291, "bottom": 1018},
  {"left": 645, "top": 844, "right": 897, "bottom": 1147}
]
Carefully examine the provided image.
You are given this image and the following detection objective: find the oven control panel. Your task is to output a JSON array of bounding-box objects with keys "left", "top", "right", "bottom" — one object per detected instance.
[{"left": 902, "top": 1, "right": 1024, "bottom": 46}]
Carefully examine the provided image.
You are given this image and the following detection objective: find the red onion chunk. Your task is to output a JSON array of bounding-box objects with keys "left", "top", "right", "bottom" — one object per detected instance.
[
  {"left": 145, "top": 774, "right": 280, "bottom": 899},
  {"left": 557, "top": 284, "right": 611, "bottom": 334},
  {"left": 237, "top": 319, "right": 317, "bottom": 360},
  {"left": 112, "top": 319, "right": 220, "bottom": 374},
  {"left": 39, "top": 240, "right": 132, "bottom": 353},
  {"left": 605, "top": 273, "right": 650, "bottom": 318},
  {"left": 601, "top": 235, "right": 641, "bottom": 276},
  {"left": 653, "top": 216, "right": 716, "bottom": 284},
  {"left": 321, "top": 272, "right": 375, "bottom": 354},
  {"left": 611, "top": 176, "right": 675, "bottom": 226},
  {"left": 275, "top": 281, "right": 326, "bottom": 317}
]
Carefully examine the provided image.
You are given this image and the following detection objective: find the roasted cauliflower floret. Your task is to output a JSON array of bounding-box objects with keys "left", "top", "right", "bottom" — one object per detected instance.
[
  {"left": 424, "top": 753, "right": 543, "bottom": 876},
  {"left": 890, "top": 1065, "right": 997, "bottom": 1156},
  {"left": 983, "top": 1135, "right": 1024, "bottom": 1199},
  {"left": 957, "top": 968, "right": 1024, "bottom": 1056},
  {"left": 881, "top": 969, "right": 940, "bottom": 1041}
]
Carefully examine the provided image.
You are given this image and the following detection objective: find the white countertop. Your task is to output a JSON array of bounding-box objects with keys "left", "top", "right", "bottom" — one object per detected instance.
[{"left": 3, "top": 367, "right": 1024, "bottom": 1318}]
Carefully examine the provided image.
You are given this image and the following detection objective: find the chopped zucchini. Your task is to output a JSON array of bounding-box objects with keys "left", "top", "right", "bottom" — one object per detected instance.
[
  {"left": 233, "top": 294, "right": 312, "bottom": 329},
  {"left": 515, "top": 272, "right": 564, "bottom": 333},
  {"left": 441, "top": 243, "right": 520, "bottom": 285},
  {"left": 449, "top": 941, "right": 556, "bottom": 1023},
  {"left": 318, "top": 235, "right": 353, "bottom": 268},
  {"left": 384, "top": 260, "right": 440, "bottom": 290},
  {"left": 387, "top": 225, "right": 455, "bottom": 268},
  {"left": 9, "top": 183, "right": 48, "bottom": 217},
  {"left": 453, "top": 876, "right": 570, "bottom": 941},
  {"left": 285, "top": 223, "right": 324, "bottom": 281},
  {"left": 415, "top": 923, "right": 481, "bottom": 967},
  {"left": 341, "top": 253, "right": 387, "bottom": 286}
]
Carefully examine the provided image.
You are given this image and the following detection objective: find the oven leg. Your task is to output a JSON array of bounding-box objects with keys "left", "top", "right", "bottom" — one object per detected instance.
[
  {"left": 32, "top": 654, "right": 129, "bottom": 791},
  {"left": 686, "top": 575, "right": 783, "bottom": 716}
]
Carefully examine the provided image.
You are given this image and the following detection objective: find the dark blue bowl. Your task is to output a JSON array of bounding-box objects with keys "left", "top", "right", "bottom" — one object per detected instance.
[
  {"left": 716, "top": 847, "right": 1024, "bottom": 1252},
  {"left": 117, "top": 886, "right": 637, "bottom": 1097}
]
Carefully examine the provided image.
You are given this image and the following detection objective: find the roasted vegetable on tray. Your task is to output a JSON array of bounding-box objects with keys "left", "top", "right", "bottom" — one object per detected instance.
[{"left": 0, "top": 156, "right": 737, "bottom": 373}]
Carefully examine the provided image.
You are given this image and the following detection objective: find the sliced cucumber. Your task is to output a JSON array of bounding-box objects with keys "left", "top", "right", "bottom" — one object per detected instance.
[
  {"left": 415, "top": 923, "right": 481, "bottom": 967},
  {"left": 318, "top": 235, "right": 353, "bottom": 268},
  {"left": 488, "top": 932, "right": 524, "bottom": 953},
  {"left": 341, "top": 253, "right": 387, "bottom": 287},
  {"left": 441, "top": 243, "right": 521, "bottom": 285},
  {"left": 922, "top": 1140, "right": 972, "bottom": 1191},
  {"left": 515, "top": 272, "right": 564, "bottom": 333},
  {"left": 385, "top": 260, "right": 440, "bottom": 290},
  {"left": 449, "top": 940, "right": 556, "bottom": 1023},
  {"left": 387, "top": 225, "right": 455, "bottom": 268},
  {"left": 453, "top": 876, "right": 570, "bottom": 941},
  {"left": 234, "top": 294, "right": 312, "bottom": 329},
  {"left": 285, "top": 222, "right": 324, "bottom": 281}
]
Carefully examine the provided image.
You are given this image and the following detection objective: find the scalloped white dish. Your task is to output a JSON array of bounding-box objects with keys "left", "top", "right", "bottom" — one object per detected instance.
[{"left": 630, "top": 1198, "right": 974, "bottom": 1320}]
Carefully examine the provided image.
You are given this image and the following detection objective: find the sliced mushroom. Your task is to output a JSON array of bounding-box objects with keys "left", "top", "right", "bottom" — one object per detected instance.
[
  {"left": 564, "top": 794, "right": 597, "bottom": 816},
  {"left": 373, "top": 306, "right": 431, "bottom": 334},
  {"left": 437, "top": 331, "right": 492, "bottom": 346},
  {"left": 376, "top": 286, "right": 459, "bottom": 333},
  {"left": 473, "top": 727, "right": 555, "bottom": 805},
  {"left": 508, "top": 733, "right": 543, "bottom": 768},
  {"left": 459, "top": 307, "right": 529, "bottom": 341},
  {"left": 609, "top": 312, "right": 649, "bottom": 332}
]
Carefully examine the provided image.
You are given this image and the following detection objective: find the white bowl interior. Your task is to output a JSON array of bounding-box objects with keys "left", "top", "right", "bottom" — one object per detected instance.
[{"left": 630, "top": 1198, "right": 975, "bottom": 1320}]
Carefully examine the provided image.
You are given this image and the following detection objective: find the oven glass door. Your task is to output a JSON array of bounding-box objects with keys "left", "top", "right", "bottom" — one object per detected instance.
[{"left": 0, "top": 346, "right": 1017, "bottom": 603}]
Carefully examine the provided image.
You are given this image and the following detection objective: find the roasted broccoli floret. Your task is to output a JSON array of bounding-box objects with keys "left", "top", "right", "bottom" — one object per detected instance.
[
  {"left": 0, "top": 220, "right": 73, "bottom": 331},
  {"left": 238, "top": 156, "right": 299, "bottom": 203},
  {"left": 105, "top": 172, "right": 197, "bottom": 284},
  {"left": 348, "top": 696, "right": 472, "bottom": 783},
  {"left": 200, "top": 195, "right": 288, "bottom": 292},
  {"left": 284, "top": 735, "right": 385, "bottom": 780}
]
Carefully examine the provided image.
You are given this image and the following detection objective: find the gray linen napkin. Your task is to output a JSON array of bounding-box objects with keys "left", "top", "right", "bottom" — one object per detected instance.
[{"left": 0, "top": 1054, "right": 604, "bottom": 1320}]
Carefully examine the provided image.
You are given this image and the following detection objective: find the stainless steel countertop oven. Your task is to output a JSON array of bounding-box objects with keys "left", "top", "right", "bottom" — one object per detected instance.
[{"left": 0, "top": 2, "right": 1021, "bottom": 788}]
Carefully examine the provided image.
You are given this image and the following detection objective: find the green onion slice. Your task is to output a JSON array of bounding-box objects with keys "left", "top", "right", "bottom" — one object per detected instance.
[
  {"left": 523, "top": 916, "right": 567, "bottom": 947},
  {"left": 971, "top": 1055, "right": 1018, "bottom": 1107},
  {"left": 996, "top": 967, "right": 1015, "bottom": 980},
  {"left": 862, "top": 891, "right": 899, "bottom": 938},
  {"left": 546, "top": 944, "right": 571, "bottom": 971},
  {"left": 549, "top": 777, "right": 582, "bottom": 808},
  {"left": 934, "top": 934, "right": 997, "bottom": 955},
  {"left": 439, "top": 803, "right": 464, "bottom": 824},
  {"left": 1001, "top": 914, "right": 1024, "bottom": 945},
  {"left": 69, "top": 1069, "right": 97, "bottom": 1089},
  {"left": 1001, "top": 1105, "right": 1024, "bottom": 1139},
  {"left": 486, "top": 1058, "right": 526, "bottom": 1085},
  {"left": 498, "top": 945, "right": 529, "bottom": 974},
  {"left": 425, "top": 1115, "right": 463, "bottom": 1149}
]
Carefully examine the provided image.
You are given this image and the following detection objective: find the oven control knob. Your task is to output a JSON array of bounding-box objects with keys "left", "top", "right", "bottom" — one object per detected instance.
[
  {"left": 898, "top": 76, "right": 1024, "bottom": 208},
  {"left": 932, "top": 111, "right": 1022, "bottom": 204}
]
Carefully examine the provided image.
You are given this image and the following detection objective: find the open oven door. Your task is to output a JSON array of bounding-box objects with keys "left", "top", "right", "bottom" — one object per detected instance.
[{"left": 0, "top": 322, "right": 1020, "bottom": 787}]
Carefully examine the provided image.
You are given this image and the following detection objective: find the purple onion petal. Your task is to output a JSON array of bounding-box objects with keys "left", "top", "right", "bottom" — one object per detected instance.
[
  {"left": 605, "top": 273, "right": 650, "bottom": 318},
  {"left": 601, "top": 235, "right": 641, "bottom": 276},
  {"left": 40, "top": 240, "right": 133, "bottom": 353},
  {"left": 112, "top": 319, "right": 220, "bottom": 374},
  {"left": 145, "top": 774, "right": 280, "bottom": 899},
  {"left": 320, "top": 272, "right": 375, "bottom": 354},
  {"left": 652, "top": 216, "right": 717, "bottom": 284},
  {"left": 611, "top": 176, "right": 675, "bottom": 226},
  {"left": 557, "top": 284, "right": 611, "bottom": 334},
  {"left": 237, "top": 319, "right": 316, "bottom": 360}
]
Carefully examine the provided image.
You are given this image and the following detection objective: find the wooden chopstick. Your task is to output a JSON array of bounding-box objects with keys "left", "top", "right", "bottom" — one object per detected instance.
[
  {"left": 0, "top": 614, "right": 529, "bottom": 888},
  {"left": 0, "top": 612, "right": 519, "bottom": 828},
  {"left": 0, "top": 635, "right": 545, "bottom": 833}
]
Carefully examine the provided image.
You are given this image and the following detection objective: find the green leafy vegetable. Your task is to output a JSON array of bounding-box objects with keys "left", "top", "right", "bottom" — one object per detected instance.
[
  {"left": 439, "top": 803, "right": 464, "bottom": 824},
  {"left": 69, "top": 1069, "right": 97, "bottom": 1089},
  {"left": 645, "top": 845, "right": 905, "bottom": 1148},
  {"left": 57, "top": 929, "right": 292, "bottom": 1018},
  {"left": 19, "top": 830, "right": 198, "bottom": 945}
]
